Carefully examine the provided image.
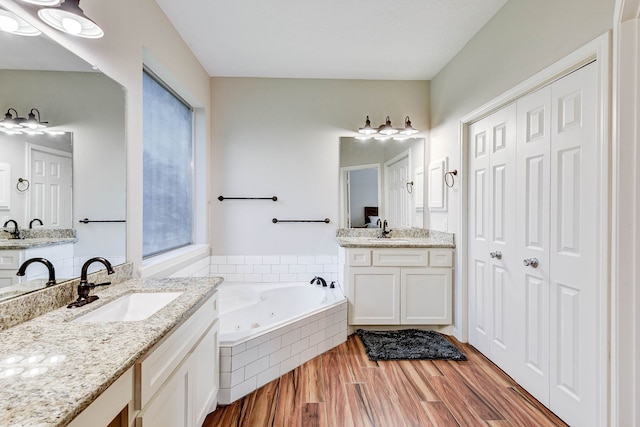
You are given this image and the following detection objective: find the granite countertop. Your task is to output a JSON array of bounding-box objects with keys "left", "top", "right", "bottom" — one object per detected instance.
[
  {"left": 336, "top": 228, "right": 455, "bottom": 248},
  {"left": 0, "top": 276, "right": 222, "bottom": 426},
  {"left": 0, "top": 228, "right": 77, "bottom": 249},
  {"left": 0, "top": 237, "right": 78, "bottom": 250},
  {"left": 336, "top": 236, "right": 455, "bottom": 248}
]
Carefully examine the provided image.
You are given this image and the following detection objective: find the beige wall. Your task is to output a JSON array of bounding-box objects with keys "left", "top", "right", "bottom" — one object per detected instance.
[
  {"left": 429, "top": 0, "right": 615, "bottom": 234},
  {"left": 0, "top": 0, "right": 211, "bottom": 273},
  {"left": 429, "top": 0, "right": 615, "bottom": 333},
  {"left": 210, "top": 78, "right": 429, "bottom": 255}
]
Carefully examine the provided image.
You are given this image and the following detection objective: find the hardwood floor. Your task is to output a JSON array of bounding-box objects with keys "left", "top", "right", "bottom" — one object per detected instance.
[{"left": 203, "top": 334, "right": 568, "bottom": 427}]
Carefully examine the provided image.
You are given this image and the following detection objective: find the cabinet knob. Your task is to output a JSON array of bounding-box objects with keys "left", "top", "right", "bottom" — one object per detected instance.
[
  {"left": 523, "top": 258, "right": 539, "bottom": 268},
  {"left": 489, "top": 251, "right": 502, "bottom": 260}
]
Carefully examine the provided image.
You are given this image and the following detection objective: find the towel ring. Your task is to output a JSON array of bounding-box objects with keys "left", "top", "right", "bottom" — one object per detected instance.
[
  {"left": 444, "top": 170, "right": 457, "bottom": 188},
  {"left": 16, "top": 178, "right": 29, "bottom": 192},
  {"left": 406, "top": 181, "right": 414, "bottom": 194}
]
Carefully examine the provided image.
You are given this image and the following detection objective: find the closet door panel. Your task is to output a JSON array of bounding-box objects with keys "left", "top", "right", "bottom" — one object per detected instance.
[
  {"left": 468, "top": 120, "right": 491, "bottom": 356},
  {"left": 548, "top": 62, "right": 598, "bottom": 426},
  {"left": 515, "top": 86, "right": 551, "bottom": 405},
  {"left": 467, "top": 104, "right": 517, "bottom": 375},
  {"left": 487, "top": 105, "right": 517, "bottom": 374}
]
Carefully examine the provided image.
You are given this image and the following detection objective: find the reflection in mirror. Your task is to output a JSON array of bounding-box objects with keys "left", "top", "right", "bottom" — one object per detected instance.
[
  {"left": 2, "top": 132, "right": 73, "bottom": 227},
  {"left": 0, "top": 12, "right": 126, "bottom": 301},
  {"left": 340, "top": 137, "right": 424, "bottom": 229}
]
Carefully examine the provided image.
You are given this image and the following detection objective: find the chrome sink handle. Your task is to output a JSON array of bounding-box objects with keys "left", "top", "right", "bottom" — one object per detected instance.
[
  {"left": 489, "top": 251, "right": 502, "bottom": 260},
  {"left": 523, "top": 258, "right": 539, "bottom": 268}
]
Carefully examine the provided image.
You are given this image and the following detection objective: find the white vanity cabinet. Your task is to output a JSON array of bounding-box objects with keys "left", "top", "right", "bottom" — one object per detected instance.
[
  {"left": 340, "top": 247, "right": 453, "bottom": 325},
  {"left": 135, "top": 290, "right": 219, "bottom": 427}
]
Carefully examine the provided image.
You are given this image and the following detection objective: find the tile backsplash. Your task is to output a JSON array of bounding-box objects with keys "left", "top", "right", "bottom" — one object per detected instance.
[{"left": 170, "top": 254, "right": 338, "bottom": 283}]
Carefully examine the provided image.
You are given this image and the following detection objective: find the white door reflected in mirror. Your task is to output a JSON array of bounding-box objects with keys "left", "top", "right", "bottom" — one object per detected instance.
[{"left": 339, "top": 137, "right": 425, "bottom": 229}]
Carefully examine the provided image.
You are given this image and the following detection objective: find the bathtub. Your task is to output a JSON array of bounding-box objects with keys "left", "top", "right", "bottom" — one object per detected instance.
[{"left": 217, "top": 282, "right": 348, "bottom": 404}]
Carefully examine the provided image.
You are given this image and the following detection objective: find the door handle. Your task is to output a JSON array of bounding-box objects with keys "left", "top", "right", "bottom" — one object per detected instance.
[
  {"left": 523, "top": 258, "right": 539, "bottom": 268},
  {"left": 489, "top": 251, "right": 502, "bottom": 260}
]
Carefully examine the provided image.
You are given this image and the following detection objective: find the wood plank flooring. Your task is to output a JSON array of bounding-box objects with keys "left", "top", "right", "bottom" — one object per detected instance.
[{"left": 202, "top": 334, "right": 568, "bottom": 427}]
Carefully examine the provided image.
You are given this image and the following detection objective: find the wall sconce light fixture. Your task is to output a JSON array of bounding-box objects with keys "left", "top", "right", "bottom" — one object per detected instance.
[
  {"left": 400, "top": 116, "right": 418, "bottom": 135},
  {"left": 356, "top": 115, "right": 420, "bottom": 140},
  {"left": 37, "top": 0, "right": 103, "bottom": 38},
  {"left": 0, "top": 9, "right": 41, "bottom": 36},
  {"left": 0, "top": 108, "right": 53, "bottom": 135},
  {"left": 10, "top": 0, "right": 103, "bottom": 38},
  {"left": 0, "top": 108, "right": 26, "bottom": 129},
  {"left": 20, "top": 108, "right": 48, "bottom": 129},
  {"left": 18, "top": 0, "right": 62, "bottom": 5},
  {"left": 358, "top": 116, "right": 377, "bottom": 135}
]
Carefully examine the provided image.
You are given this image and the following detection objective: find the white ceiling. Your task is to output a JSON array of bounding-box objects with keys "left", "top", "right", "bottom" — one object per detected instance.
[{"left": 154, "top": 0, "right": 508, "bottom": 80}]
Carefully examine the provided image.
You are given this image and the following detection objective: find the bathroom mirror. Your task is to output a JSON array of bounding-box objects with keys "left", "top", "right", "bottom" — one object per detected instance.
[
  {"left": 0, "top": 14, "right": 126, "bottom": 299},
  {"left": 339, "top": 137, "right": 424, "bottom": 229}
]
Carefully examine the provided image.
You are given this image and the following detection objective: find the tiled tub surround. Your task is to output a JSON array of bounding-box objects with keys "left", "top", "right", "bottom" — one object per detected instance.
[
  {"left": 0, "top": 276, "right": 222, "bottom": 426},
  {"left": 170, "top": 234, "right": 453, "bottom": 280},
  {"left": 207, "top": 254, "right": 339, "bottom": 283},
  {"left": 0, "top": 262, "right": 133, "bottom": 330},
  {"left": 218, "top": 282, "right": 348, "bottom": 404}
]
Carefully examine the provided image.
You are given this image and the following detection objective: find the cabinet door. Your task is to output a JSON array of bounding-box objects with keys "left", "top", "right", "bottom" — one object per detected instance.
[
  {"left": 136, "top": 361, "right": 191, "bottom": 427},
  {"left": 349, "top": 267, "right": 400, "bottom": 324},
  {"left": 0, "top": 251, "right": 22, "bottom": 287},
  {"left": 191, "top": 322, "right": 219, "bottom": 427},
  {"left": 401, "top": 268, "right": 452, "bottom": 324}
]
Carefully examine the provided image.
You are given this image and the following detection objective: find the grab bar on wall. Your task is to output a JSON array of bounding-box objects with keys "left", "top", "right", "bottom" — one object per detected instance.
[
  {"left": 79, "top": 218, "right": 126, "bottom": 224},
  {"left": 272, "top": 218, "right": 330, "bottom": 224},
  {"left": 218, "top": 196, "right": 278, "bottom": 201}
]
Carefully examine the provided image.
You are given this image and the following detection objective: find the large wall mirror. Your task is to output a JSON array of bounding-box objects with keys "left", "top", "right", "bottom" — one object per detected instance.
[
  {"left": 0, "top": 10, "right": 126, "bottom": 300},
  {"left": 339, "top": 136, "right": 425, "bottom": 229}
]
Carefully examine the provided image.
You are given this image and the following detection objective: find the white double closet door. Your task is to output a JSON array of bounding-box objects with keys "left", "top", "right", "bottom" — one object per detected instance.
[{"left": 468, "top": 62, "right": 598, "bottom": 427}]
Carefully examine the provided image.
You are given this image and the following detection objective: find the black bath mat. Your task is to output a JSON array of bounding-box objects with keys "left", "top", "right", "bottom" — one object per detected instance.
[{"left": 356, "top": 329, "right": 466, "bottom": 361}]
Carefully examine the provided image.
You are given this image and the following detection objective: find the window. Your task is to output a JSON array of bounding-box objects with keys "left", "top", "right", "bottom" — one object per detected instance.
[{"left": 142, "top": 68, "right": 193, "bottom": 257}]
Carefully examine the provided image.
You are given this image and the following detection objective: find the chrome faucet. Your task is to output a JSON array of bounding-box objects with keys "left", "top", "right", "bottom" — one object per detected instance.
[
  {"left": 3, "top": 220, "right": 20, "bottom": 239},
  {"left": 16, "top": 258, "right": 56, "bottom": 287},
  {"left": 68, "top": 257, "right": 115, "bottom": 308},
  {"left": 310, "top": 276, "right": 327, "bottom": 287},
  {"left": 380, "top": 219, "right": 391, "bottom": 238},
  {"left": 29, "top": 218, "right": 43, "bottom": 229}
]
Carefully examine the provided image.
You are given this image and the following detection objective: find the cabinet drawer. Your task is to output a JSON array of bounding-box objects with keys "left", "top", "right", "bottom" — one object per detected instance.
[
  {"left": 348, "top": 249, "right": 371, "bottom": 266},
  {"left": 372, "top": 249, "right": 428, "bottom": 267},
  {"left": 136, "top": 291, "right": 218, "bottom": 409},
  {"left": 428, "top": 250, "right": 453, "bottom": 267}
]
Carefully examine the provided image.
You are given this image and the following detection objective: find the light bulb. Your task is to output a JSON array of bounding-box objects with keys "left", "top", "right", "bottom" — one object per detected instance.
[
  {"left": 0, "top": 15, "right": 19, "bottom": 32},
  {"left": 61, "top": 17, "right": 82, "bottom": 34}
]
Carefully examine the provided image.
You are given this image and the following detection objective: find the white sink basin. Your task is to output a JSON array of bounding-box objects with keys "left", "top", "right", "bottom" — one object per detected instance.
[
  {"left": 73, "top": 292, "right": 183, "bottom": 322},
  {"left": 367, "top": 238, "right": 409, "bottom": 244}
]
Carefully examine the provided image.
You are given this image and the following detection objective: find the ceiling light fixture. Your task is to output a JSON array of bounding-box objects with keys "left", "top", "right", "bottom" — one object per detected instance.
[
  {"left": 0, "top": 9, "right": 41, "bottom": 36},
  {"left": 355, "top": 115, "right": 419, "bottom": 140},
  {"left": 0, "top": 109, "right": 26, "bottom": 129},
  {"left": 19, "top": 108, "right": 48, "bottom": 129},
  {"left": 37, "top": 0, "right": 103, "bottom": 38}
]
